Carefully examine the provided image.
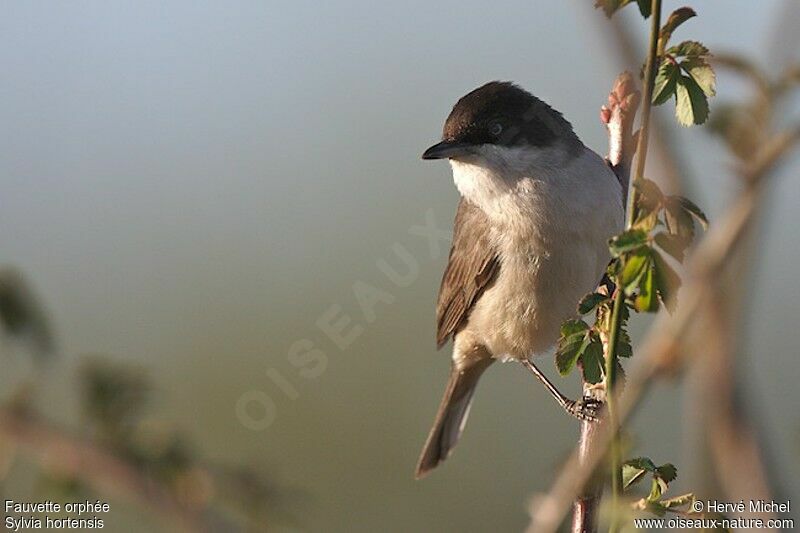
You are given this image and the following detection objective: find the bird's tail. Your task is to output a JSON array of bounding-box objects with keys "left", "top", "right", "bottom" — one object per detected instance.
[{"left": 415, "top": 361, "right": 490, "bottom": 479}]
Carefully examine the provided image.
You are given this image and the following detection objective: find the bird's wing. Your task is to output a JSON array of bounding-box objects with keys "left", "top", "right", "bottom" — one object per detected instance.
[{"left": 435, "top": 199, "right": 500, "bottom": 349}]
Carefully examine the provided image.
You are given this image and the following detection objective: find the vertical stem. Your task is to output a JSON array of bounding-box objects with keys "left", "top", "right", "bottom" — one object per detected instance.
[
  {"left": 606, "top": 1, "right": 662, "bottom": 531},
  {"left": 604, "top": 291, "right": 625, "bottom": 532},
  {"left": 573, "top": 73, "right": 639, "bottom": 533},
  {"left": 627, "top": 0, "right": 663, "bottom": 226}
]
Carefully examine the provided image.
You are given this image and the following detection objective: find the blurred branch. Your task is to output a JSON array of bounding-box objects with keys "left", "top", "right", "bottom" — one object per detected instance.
[
  {"left": 0, "top": 268, "right": 54, "bottom": 357},
  {"left": 713, "top": 54, "right": 772, "bottom": 99},
  {"left": 740, "top": 126, "right": 800, "bottom": 182},
  {"left": 0, "top": 354, "right": 285, "bottom": 531},
  {"left": 0, "top": 405, "right": 211, "bottom": 532},
  {"left": 695, "top": 290, "right": 778, "bottom": 524},
  {"left": 687, "top": 57, "right": 800, "bottom": 524}
]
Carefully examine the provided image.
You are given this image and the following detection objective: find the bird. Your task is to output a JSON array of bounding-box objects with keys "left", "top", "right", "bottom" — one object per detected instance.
[{"left": 416, "top": 81, "right": 624, "bottom": 479}]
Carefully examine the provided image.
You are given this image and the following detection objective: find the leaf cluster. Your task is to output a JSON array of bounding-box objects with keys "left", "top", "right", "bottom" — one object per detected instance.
[
  {"left": 652, "top": 9, "right": 716, "bottom": 126},
  {"left": 594, "top": 3, "right": 716, "bottom": 126},
  {"left": 623, "top": 456, "right": 697, "bottom": 517},
  {"left": 555, "top": 288, "right": 632, "bottom": 383},
  {"left": 554, "top": 178, "right": 707, "bottom": 379},
  {"left": 609, "top": 179, "right": 707, "bottom": 314},
  {"left": 555, "top": 318, "right": 607, "bottom": 384}
]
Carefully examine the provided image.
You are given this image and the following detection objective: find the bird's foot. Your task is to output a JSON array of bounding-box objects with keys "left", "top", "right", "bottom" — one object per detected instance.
[{"left": 564, "top": 396, "right": 603, "bottom": 422}]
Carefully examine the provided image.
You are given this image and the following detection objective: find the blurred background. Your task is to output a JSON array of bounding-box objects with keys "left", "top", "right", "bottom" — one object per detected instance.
[{"left": 0, "top": 1, "right": 798, "bottom": 531}]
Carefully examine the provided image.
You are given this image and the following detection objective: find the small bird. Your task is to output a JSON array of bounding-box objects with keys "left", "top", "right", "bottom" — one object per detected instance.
[{"left": 416, "top": 81, "right": 624, "bottom": 478}]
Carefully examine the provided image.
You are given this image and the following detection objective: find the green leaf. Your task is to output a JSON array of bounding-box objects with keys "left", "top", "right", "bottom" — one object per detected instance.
[
  {"left": 643, "top": 490, "right": 667, "bottom": 516},
  {"left": 579, "top": 337, "right": 605, "bottom": 384},
  {"left": 635, "top": 177, "right": 665, "bottom": 210},
  {"left": 623, "top": 457, "right": 657, "bottom": 474},
  {"left": 560, "top": 319, "right": 589, "bottom": 337},
  {"left": 625, "top": 458, "right": 678, "bottom": 504},
  {"left": 594, "top": 0, "right": 648, "bottom": 18},
  {"left": 648, "top": 476, "right": 668, "bottom": 501},
  {"left": 618, "top": 328, "right": 633, "bottom": 358},
  {"left": 633, "top": 178, "right": 664, "bottom": 232},
  {"left": 681, "top": 57, "right": 716, "bottom": 97},
  {"left": 625, "top": 457, "right": 657, "bottom": 472},
  {"left": 620, "top": 300, "right": 631, "bottom": 323},
  {"left": 656, "top": 463, "right": 678, "bottom": 484},
  {"left": 555, "top": 320, "right": 590, "bottom": 376},
  {"left": 609, "top": 229, "right": 649, "bottom": 257},
  {"left": 634, "top": 209, "right": 659, "bottom": 233},
  {"left": 648, "top": 464, "right": 678, "bottom": 502},
  {"left": 622, "top": 464, "right": 648, "bottom": 489},
  {"left": 606, "top": 257, "right": 622, "bottom": 279},
  {"left": 654, "top": 232, "right": 689, "bottom": 262},
  {"left": 667, "top": 40, "right": 710, "bottom": 58},
  {"left": 675, "top": 196, "right": 709, "bottom": 229},
  {"left": 635, "top": 261, "right": 659, "bottom": 312},
  {"left": 652, "top": 60, "right": 680, "bottom": 105},
  {"left": 577, "top": 292, "right": 609, "bottom": 315},
  {"left": 664, "top": 198, "right": 696, "bottom": 240},
  {"left": 635, "top": 0, "right": 651, "bottom": 18},
  {"left": 659, "top": 7, "right": 697, "bottom": 45},
  {"left": 620, "top": 249, "right": 650, "bottom": 295},
  {"left": 652, "top": 250, "right": 681, "bottom": 313},
  {"left": 675, "top": 75, "right": 709, "bottom": 126},
  {"left": 556, "top": 344, "right": 582, "bottom": 376}
]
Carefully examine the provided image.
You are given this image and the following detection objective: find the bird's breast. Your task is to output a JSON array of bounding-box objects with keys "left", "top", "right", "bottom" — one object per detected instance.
[
  {"left": 470, "top": 221, "right": 602, "bottom": 359},
  {"left": 455, "top": 146, "right": 623, "bottom": 360}
]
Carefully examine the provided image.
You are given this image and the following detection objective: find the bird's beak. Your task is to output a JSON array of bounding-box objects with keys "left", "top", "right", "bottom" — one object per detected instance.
[{"left": 421, "top": 140, "right": 473, "bottom": 160}]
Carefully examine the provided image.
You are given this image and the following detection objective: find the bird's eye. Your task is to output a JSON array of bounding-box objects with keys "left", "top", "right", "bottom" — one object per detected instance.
[{"left": 489, "top": 121, "right": 504, "bottom": 137}]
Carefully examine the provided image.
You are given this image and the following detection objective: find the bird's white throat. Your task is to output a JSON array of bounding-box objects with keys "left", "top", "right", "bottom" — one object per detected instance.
[{"left": 449, "top": 143, "right": 592, "bottom": 224}]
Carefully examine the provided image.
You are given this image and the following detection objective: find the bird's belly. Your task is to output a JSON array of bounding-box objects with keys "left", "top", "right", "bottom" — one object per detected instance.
[{"left": 466, "top": 239, "right": 606, "bottom": 360}]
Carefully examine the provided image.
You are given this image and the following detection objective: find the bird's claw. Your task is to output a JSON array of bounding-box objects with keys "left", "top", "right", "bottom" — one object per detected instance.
[{"left": 565, "top": 396, "right": 603, "bottom": 422}]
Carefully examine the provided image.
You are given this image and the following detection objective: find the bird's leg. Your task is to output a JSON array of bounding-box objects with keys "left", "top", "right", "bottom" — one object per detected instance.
[{"left": 520, "top": 358, "right": 602, "bottom": 422}]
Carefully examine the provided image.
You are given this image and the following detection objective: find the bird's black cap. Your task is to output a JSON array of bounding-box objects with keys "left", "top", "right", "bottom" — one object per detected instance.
[{"left": 422, "top": 81, "right": 579, "bottom": 159}]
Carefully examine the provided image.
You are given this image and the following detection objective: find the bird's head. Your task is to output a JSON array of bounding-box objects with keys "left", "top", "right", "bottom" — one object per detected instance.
[{"left": 421, "top": 81, "right": 581, "bottom": 167}]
